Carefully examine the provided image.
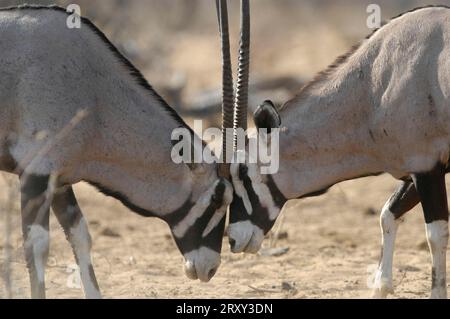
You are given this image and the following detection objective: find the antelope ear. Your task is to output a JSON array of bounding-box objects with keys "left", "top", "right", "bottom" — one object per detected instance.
[{"left": 253, "top": 100, "right": 281, "bottom": 133}]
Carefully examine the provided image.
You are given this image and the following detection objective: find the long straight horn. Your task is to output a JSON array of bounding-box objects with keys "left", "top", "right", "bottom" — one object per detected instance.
[
  {"left": 234, "top": 0, "right": 250, "bottom": 136},
  {"left": 216, "top": 0, "right": 234, "bottom": 178}
]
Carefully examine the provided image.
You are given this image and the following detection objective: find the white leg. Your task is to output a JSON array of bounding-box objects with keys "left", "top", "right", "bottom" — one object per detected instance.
[
  {"left": 412, "top": 167, "right": 448, "bottom": 299},
  {"left": 372, "top": 202, "right": 401, "bottom": 298},
  {"left": 69, "top": 215, "right": 101, "bottom": 299},
  {"left": 20, "top": 174, "right": 52, "bottom": 299},
  {"left": 23, "top": 224, "right": 50, "bottom": 298},
  {"left": 426, "top": 220, "right": 448, "bottom": 299},
  {"left": 52, "top": 188, "right": 102, "bottom": 299}
]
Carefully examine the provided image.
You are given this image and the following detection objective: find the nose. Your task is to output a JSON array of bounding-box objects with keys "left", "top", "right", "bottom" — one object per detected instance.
[{"left": 184, "top": 261, "right": 198, "bottom": 280}]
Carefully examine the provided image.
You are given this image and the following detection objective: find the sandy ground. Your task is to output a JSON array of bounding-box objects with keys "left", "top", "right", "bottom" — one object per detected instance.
[{"left": 0, "top": 173, "right": 443, "bottom": 299}]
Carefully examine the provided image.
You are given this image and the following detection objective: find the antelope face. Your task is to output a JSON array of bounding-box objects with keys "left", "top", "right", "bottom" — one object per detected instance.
[
  {"left": 228, "top": 163, "right": 286, "bottom": 253},
  {"left": 170, "top": 177, "right": 233, "bottom": 282},
  {"left": 228, "top": 100, "right": 286, "bottom": 253}
]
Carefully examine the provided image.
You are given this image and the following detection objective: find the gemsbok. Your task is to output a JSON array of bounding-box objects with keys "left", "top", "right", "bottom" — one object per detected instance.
[
  {"left": 0, "top": 4, "right": 239, "bottom": 298},
  {"left": 226, "top": 5, "right": 450, "bottom": 299}
]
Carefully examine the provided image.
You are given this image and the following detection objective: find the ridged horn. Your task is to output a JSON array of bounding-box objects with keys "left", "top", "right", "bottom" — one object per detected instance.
[
  {"left": 216, "top": 0, "right": 234, "bottom": 178},
  {"left": 234, "top": 0, "right": 250, "bottom": 136}
]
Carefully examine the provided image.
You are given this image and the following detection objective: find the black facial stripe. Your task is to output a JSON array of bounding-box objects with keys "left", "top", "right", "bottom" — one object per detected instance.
[
  {"left": 211, "top": 180, "right": 226, "bottom": 208},
  {"left": 238, "top": 165, "right": 248, "bottom": 179},
  {"left": 238, "top": 166, "right": 286, "bottom": 210},
  {"left": 164, "top": 199, "right": 196, "bottom": 226},
  {"left": 230, "top": 193, "right": 248, "bottom": 223},
  {"left": 167, "top": 180, "right": 226, "bottom": 226},
  {"left": 171, "top": 181, "right": 227, "bottom": 254},
  {"left": 201, "top": 210, "right": 226, "bottom": 252},
  {"left": 173, "top": 202, "right": 225, "bottom": 254},
  {"left": 265, "top": 175, "right": 287, "bottom": 209},
  {"left": 238, "top": 165, "right": 276, "bottom": 233}
]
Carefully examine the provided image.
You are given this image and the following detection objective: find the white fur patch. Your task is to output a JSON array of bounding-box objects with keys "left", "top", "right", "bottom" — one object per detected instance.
[
  {"left": 227, "top": 220, "right": 264, "bottom": 254},
  {"left": 183, "top": 246, "right": 221, "bottom": 282},
  {"left": 70, "top": 216, "right": 91, "bottom": 262},
  {"left": 172, "top": 182, "right": 218, "bottom": 238},
  {"left": 373, "top": 203, "right": 401, "bottom": 298},
  {"left": 426, "top": 220, "right": 448, "bottom": 299},
  {"left": 230, "top": 163, "right": 252, "bottom": 215},
  {"left": 70, "top": 216, "right": 101, "bottom": 299},
  {"left": 25, "top": 225, "right": 49, "bottom": 283}
]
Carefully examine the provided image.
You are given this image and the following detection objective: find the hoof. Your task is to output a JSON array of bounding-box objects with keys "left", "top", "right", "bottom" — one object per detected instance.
[
  {"left": 430, "top": 288, "right": 447, "bottom": 299},
  {"left": 372, "top": 283, "right": 393, "bottom": 299}
]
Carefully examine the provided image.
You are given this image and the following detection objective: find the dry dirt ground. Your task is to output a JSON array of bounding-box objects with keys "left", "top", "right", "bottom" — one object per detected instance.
[{"left": 0, "top": 174, "right": 445, "bottom": 299}]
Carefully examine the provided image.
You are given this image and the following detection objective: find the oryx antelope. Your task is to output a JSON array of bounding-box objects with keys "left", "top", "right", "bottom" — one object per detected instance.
[
  {"left": 226, "top": 5, "right": 450, "bottom": 299},
  {"left": 0, "top": 5, "right": 236, "bottom": 298}
]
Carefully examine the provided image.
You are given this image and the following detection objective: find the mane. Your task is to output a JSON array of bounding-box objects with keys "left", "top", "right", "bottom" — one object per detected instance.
[
  {"left": 280, "top": 4, "right": 450, "bottom": 112},
  {"left": 0, "top": 4, "right": 191, "bottom": 131}
]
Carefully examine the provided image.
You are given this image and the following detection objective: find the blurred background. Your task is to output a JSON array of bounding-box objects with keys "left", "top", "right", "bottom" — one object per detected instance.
[
  {"left": 1, "top": 0, "right": 450, "bottom": 299},
  {"left": 1, "top": 0, "right": 446, "bottom": 126}
]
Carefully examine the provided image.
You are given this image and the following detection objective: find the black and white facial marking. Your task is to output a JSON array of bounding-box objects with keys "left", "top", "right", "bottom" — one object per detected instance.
[
  {"left": 228, "top": 101, "right": 286, "bottom": 254},
  {"left": 228, "top": 163, "right": 286, "bottom": 253},
  {"left": 166, "top": 178, "right": 233, "bottom": 282}
]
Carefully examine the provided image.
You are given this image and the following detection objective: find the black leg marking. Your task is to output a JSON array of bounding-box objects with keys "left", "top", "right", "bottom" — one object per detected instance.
[
  {"left": 387, "top": 180, "right": 420, "bottom": 219},
  {"left": 374, "top": 181, "right": 418, "bottom": 298},
  {"left": 412, "top": 164, "right": 449, "bottom": 298},
  {"left": 52, "top": 186, "right": 101, "bottom": 298},
  {"left": 412, "top": 165, "right": 449, "bottom": 223},
  {"left": 20, "top": 174, "right": 51, "bottom": 299}
]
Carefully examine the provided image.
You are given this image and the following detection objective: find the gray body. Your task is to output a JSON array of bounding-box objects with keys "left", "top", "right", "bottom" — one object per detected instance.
[
  {"left": 0, "top": 6, "right": 232, "bottom": 298},
  {"left": 228, "top": 6, "right": 450, "bottom": 298},
  {"left": 0, "top": 8, "right": 195, "bottom": 205},
  {"left": 277, "top": 7, "right": 450, "bottom": 194}
]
